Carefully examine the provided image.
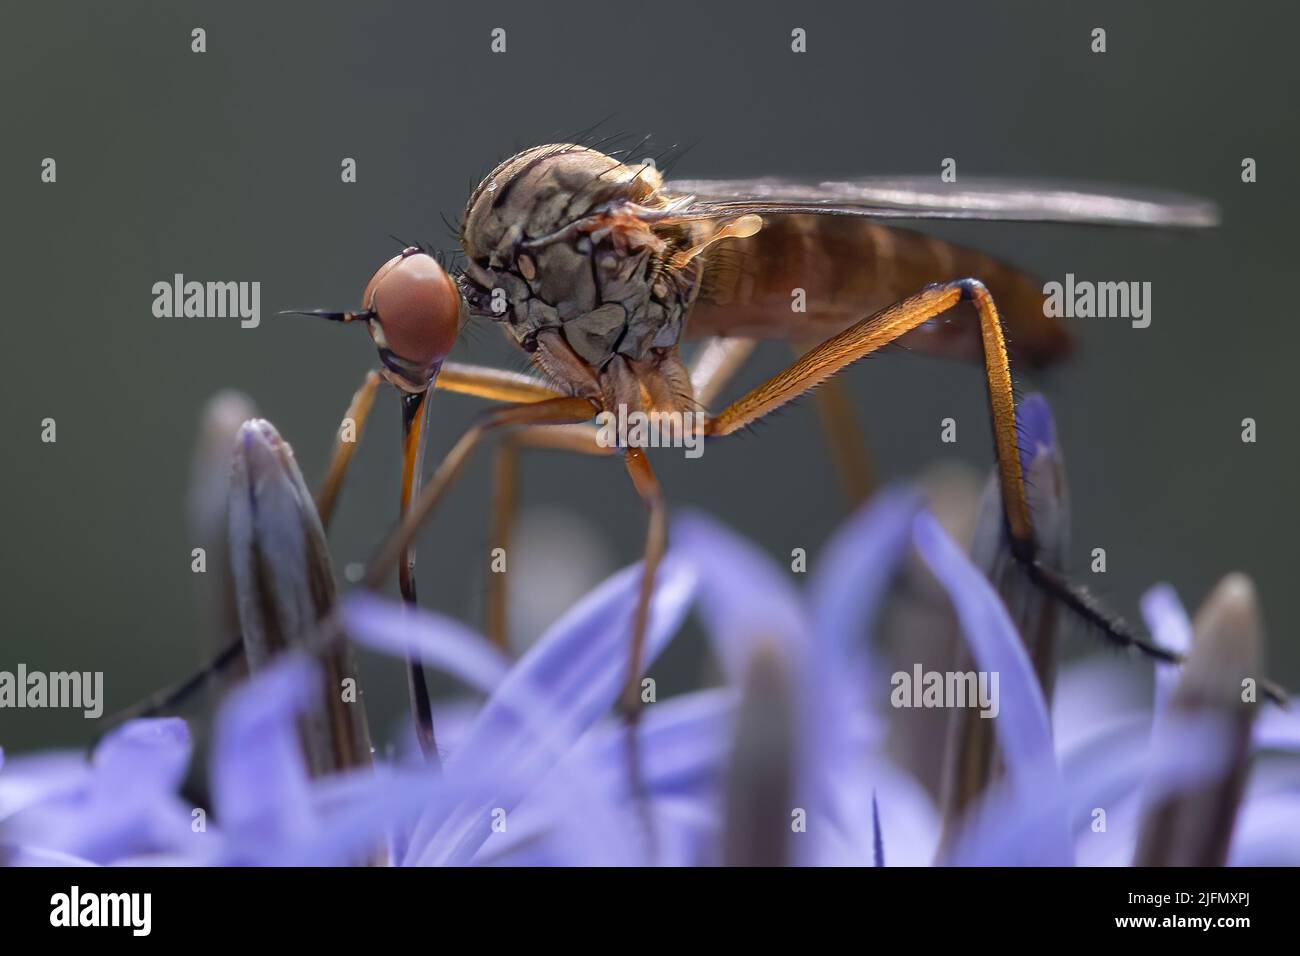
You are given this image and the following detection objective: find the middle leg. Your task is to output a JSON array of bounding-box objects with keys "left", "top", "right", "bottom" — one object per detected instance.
[{"left": 485, "top": 424, "right": 616, "bottom": 651}]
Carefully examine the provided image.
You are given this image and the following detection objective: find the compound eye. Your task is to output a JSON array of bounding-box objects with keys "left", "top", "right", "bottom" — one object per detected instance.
[{"left": 364, "top": 249, "right": 461, "bottom": 374}]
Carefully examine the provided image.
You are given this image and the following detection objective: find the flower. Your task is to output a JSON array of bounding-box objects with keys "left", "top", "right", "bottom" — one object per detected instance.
[
  {"left": 0, "top": 719, "right": 194, "bottom": 864},
  {"left": 3, "top": 395, "right": 1296, "bottom": 866}
]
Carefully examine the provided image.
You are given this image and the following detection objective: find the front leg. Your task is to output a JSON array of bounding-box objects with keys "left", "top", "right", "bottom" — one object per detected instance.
[{"left": 363, "top": 396, "right": 600, "bottom": 588}]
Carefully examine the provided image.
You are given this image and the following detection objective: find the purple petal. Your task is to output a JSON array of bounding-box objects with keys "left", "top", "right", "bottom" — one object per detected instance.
[
  {"left": 0, "top": 844, "right": 97, "bottom": 866},
  {"left": 1057, "top": 711, "right": 1153, "bottom": 809},
  {"left": 808, "top": 489, "right": 922, "bottom": 768},
  {"left": 912, "top": 511, "right": 1057, "bottom": 783},
  {"left": 1139, "top": 712, "right": 1239, "bottom": 801},
  {"left": 209, "top": 654, "right": 320, "bottom": 843},
  {"left": 0, "top": 719, "right": 195, "bottom": 864},
  {"left": 208, "top": 759, "right": 448, "bottom": 867},
  {"left": 678, "top": 495, "right": 922, "bottom": 865},
  {"left": 809, "top": 487, "right": 922, "bottom": 680},
  {"left": 1255, "top": 705, "right": 1300, "bottom": 752},
  {"left": 671, "top": 510, "right": 808, "bottom": 684},
  {"left": 571, "top": 688, "right": 736, "bottom": 805},
  {"left": 671, "top": 510, "right": 824, "bottom": 865},
  {"left": 822, "top": 756, "right": 940, "bottom": 866},
  {"left": 472, "top": 784, "right": 649, "bottom": 867},
  {"left": 1139, "top": 584, "right": 1192, "bottom": 713},
  {"left": 340, "top": 591, "right": 512, "bottom": 695},
  {"left": 0, "top": 751, "right": 89, "bottom": 821},
  {"left": 449, "top": 555, "right": 698, "bottom": 760},
  {"left": 911, "top": 509, "right": 1069, "bottom": 864},
  {"left": 475, "top": 556, "right": 696, "bottom": 722},
  {"left": 90, "top": 718, "right": 192, "bottom": 799},
  {"left": 469, "top": 760, "right": 646, "bottom": 867},
  {"left": 1052, "top": 658, "right": 1151, "bottom": 756},
  {"left": 1230, "top": 792, "right": 1300, "bottom": 865},
  {"left": 1078, "top": 714, "right": 1233, "bottom": 816},
  {"left": 955, "top": 716, "right": 1231, "bottom": 866},
  {"left": 479, "top": 691, "right": 736, "bottom": 867},
  {"left": 290, "top": 764, "right": 443, "bottom": 866},
  {"left": 406, "top": 556, "right": 696, "bottom": 865}
]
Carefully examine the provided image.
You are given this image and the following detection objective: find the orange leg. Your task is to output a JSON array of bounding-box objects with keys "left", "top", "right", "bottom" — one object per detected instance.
[
  {"left": 329, "top": 363, "right": 574, "bottom": 759},
  {"left": 362, "top": 387, "right": 676, "bottom": 731},
  {"left": 709, "top": 279, "right": 1035, "bottom": 548},
  {"left": 363, "top": 396, "right": 600, "bottom": 589},
  {"left": 486, "top": 439, "right": 518, "bottom": 653},
  {"left": 429, "top": 362, "right": 578, "bottom": 649},
  {"left": 618, "top": 445, "right": 669, "bottom": 857},
  {"left": 795, "top": 343, "right": 877, "bottom": 507},
  {"left": 619, "top": 446, "right": 668, "bottom": 719},
  {"left": 436, "top": 361, "right": 567, "bottom": 403},
  {"left": 485, "top": 424, "right": 615, "bottom": 651},
  {"left": 371, "top": 392, "right": 600, "bottom": 758},
  {"left": 315, "top": 362, "right": 559, "bottom": 534},
  {"left": 697, "top": 335, "right": 876, "bottom": 506},
  {"left": 706, "top": 278, "right": 1176, "bottom": 665},
  {"left": 315, "top": 370, "right": 382, "bottom": 530}
]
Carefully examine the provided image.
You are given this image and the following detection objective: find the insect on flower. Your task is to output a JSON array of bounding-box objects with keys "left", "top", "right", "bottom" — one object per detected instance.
[
  {"left": 308, "top": 139, "right": 1285, "bottom": 719},
  {"left": 144, "top": 136, "right": 1284, "bottom": 750}
]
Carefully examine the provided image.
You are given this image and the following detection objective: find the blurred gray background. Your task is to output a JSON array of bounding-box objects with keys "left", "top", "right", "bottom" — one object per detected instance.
[{"left": 2, "top": 1, "right": 1296, "bottom": 751}]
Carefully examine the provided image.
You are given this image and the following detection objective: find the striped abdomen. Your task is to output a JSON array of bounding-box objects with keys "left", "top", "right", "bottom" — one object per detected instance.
[{"left": 686, "top": 214, "right": 1070, "bottom": 368}]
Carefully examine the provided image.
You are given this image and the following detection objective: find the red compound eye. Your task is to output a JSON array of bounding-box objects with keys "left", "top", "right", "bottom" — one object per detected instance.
[{"left": 363, "top": 249, "right": 461, "bottom": 382}]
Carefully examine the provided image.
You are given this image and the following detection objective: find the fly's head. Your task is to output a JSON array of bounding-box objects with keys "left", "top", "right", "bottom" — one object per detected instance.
[
  {"left": 458, "top": 144, "right": 703, "bottom": 408},
  {"left": 360, "top": 247, "right": 463, "bottom": 392},
  {"left": 281, "top": 246, "right": 462, "bottom": 394}
]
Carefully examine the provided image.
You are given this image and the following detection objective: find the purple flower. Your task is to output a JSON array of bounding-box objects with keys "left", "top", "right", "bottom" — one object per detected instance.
[
  {"left": 3, "top": 395, "right": 1296, "bottom": 866},
  {"left": 0, "top": 719, "right": 194, "bottom": 865}
]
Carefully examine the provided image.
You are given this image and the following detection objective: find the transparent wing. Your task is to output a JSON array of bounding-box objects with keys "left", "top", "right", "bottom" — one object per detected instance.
[{"left": 660, "top": 175, "right": 1219, "bottom": 228}]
